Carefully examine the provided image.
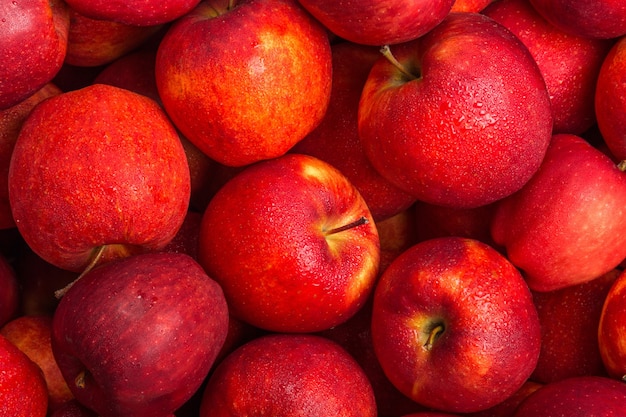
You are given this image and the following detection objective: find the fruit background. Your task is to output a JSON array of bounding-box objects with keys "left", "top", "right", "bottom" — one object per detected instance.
[{"left": 2, "top": 0, "right": 626, "bottom": 416}]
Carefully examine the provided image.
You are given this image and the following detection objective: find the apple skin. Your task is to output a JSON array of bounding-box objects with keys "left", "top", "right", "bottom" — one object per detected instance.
[
  {"left": 358, "top": 12, "right": 553, "bottom": 209},
  {"left": 0, "top": 0, "right": 70, "bottom": 110},
  {"left": 371, "top": 237, "right": 541, "bottom": 413},
  {"left": 598, "top": 268, "right": 626, "bottom": 379},
  {"left": 155, "top": 0, "right": 332, "bottom": 167},
  {"left": 595, "top": 35, "right": 626, "bottom": 161},
  {"left": 290, "top": 41, "right": 416, "bottom": 222},
  {"left": 199, "top": 333, "right": 377, "bottom": 417},
  {"left": 483, "top": 0, "right": 613, "bottom": 135},
  {"left": 8, "top": 83, "right": 191, "bottom": 273},
  {"left": 63, "top": 0, "right": 200, "bottom": 26},
  {"left": 295, "top": 0, "right": 455, "bottom": 46},
  {"left": 0, "top": 252, "right": 19, "bottom": 327},
  {"left": 0, "top": 333, "right": 49, "bottom": 417},
  {"left": 531, "top": 269, "right": 619, "bottom": 384},
  {"left": 466, "top": 380, "right": 543, "bottom": 417},
  {"left": 198, "top": 153, "right": 380, "bottom": 333},
  {"left": 529, "top": 0, "right": 626, "bottom": 39},
  {"left": 513, "top": 376, "right": 626, "bottom": 416},
  {"left": 1, "top": 315, "right": 74, "bottom": 413},
  {"left": 65, "top": 8, "right": 163, "bottom": 67},
  {"left": 50, "top": 252, "right": 230, "bottom": 417},
  {"left": 451, "top": 0, "right": 494, "bottom": 12},
  {"left": 49, "top": 400, "right": 98, "bottom": 417},
  {"left": 0, "top": 82, "right": 62, "bottom": 230},
  {"left": 491, "top": 133, "right": 626, "bottom": 292}
]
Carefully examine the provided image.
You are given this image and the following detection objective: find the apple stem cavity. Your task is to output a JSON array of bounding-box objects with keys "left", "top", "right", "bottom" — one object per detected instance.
[
  {"left": 54, "top": 245, "right": 107, "bottom": 299},
  {"left": 380, "top": 45, "right": 419, "bottom": 81},
  {"left": 325, "top": 216, "right": 369, "bottom": 236},
  {"left": 618, "top": 160, "right": 626, "bottom": 172},
  {"left": 75, "top": 371, "right": 86, "bottom": 389},
  {"left": 424, "top": 324, "right": 445, "bottom": 351}
]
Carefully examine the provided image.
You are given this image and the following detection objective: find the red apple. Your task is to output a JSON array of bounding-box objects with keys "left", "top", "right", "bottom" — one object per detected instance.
[
  {"left": 376, "top": 207, "right": 420, "bottom": 274},
  {"left": 65, "top": 8, "right": 163, "bottom": 67},
  {"left": 290, "top": 41, "right": 416, "bottom": 222},
  {"left": 1, "top": 315, "right": 74, "bottom": 412},
  {"left": 0, "top": 0, "right": 70, "bottom": 109},
  {"left": 531, "top": 269, "right": 619, "bottom": 384},
  {"left": 596, "top": 35, "right": 626, "bottom": 161},
  {"left": 51, "top": 252, "right": 230, "bottom": 417},
  {"left": 483, "top": 0, "right": 613, "bottom": 135},
  {"left": 8, "top": 83, "right": 191, "bottom": 273},
  {"left": 598, "top": 268, "right": 626, "bottom": 379},
  {"left": 491, "top": 133, "right": 626, "bottom": 292},
  {"left": 156, "top": 0, "right": 332, "bottom": 167},
  {"left": 63, "top": 0, "right": 200, "bottom": 26},
  {"left": 199, "top": 333, "right": 377, "bottom": 417},
  {"left": 198, "top": 153, "right": 380, "bottom": 333},
  {"left": 295, "top": 0, "right": 455, "bottom": 46},
  {"left": 0, "top": 333, "right": 48, "bottom": 417},
  {"left": 467, "top": 380, "right": 543, "bottom": 417},
  {"left": 0, "top": 252, "right": 19, "bottom": 327},
  {"left": 528, "top": 0, "right": 626, "bottom": 39},
  {"left": 49, "top": 400, "right": 98, "bottom": 417},
  {"left": 371, "top": 237, "right": 541, "bottom": 413},
  {"left": 513, "top": 376, "right": 626, "bottom": 416},
  {"left": 358, "top": 12, "right": 553, "bottom": 208},
  {"left": 0, "top": 82, "right": 62, "bottom": 230}
]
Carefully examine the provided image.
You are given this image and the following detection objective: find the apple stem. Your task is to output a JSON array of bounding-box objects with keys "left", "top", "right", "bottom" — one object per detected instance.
[
  {"left": 618, "top": 160, "right": 626, "bottom": 172},
  {"left": 54, "top": 246, "right": 107, "bottom": 299},
  {"left": 325, "top": 216, "right": 369, "bottom": 236},
  {"left": 380, "top": 45, "right": 419, "bottom": 81},
  {"left": 424, "top": 324, "right": 445, "bottom": 351},
  {"left": 75, "top": 371, "right": 86, "bottom": 389},
  {"left": 228, "top": 0, "right": 235, "bottom": 10}
]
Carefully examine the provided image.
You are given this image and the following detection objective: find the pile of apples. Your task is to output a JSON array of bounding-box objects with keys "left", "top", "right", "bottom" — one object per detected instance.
[{"left": 2, "top": 0, "right": 626, "bottom": 416}]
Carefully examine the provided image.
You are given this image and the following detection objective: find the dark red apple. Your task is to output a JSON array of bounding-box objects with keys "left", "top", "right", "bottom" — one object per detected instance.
[
  {"left": 199, "top": 333, "right": 377, "bottom": 417},
  {"left": 51, "top": 252, "right": 230, "bottom": 417},
  {"left": 8, "top": 83, "right": 191, "bottom": 273},
  {"left": 371, "top": 237, "right": 541, "bottom": 413},
  {"left": 156, "top": 0, "right": 332, "bottom": 167},
  {"left": 598, "top": 268, "right": 626, "bottom": 379},
  {"left": 531, "top": 269, "right": 619, "bottom": 383},
  {"left": 358, "top": 12, "right": 553, "bottom": 208},
  {"left": 198, "top": 153, "right": 380, "bottom": 333},
  {"left": 513, "top": 376, "right": 626, "bottom": 416},
  {"left": 290, "top": 41, "right": 416, "bottom": 222},
  {"left": 491, "top": 133, "right": 626, "bottom": 291},
  {"left": 0, "top": 251, "right": 19, "bottom": 327},
  {"left": 0, "top": 333, "right": 48, "bottom": 417},
  {"left": 483, "top": 0, "right": 613, "bottom": 134},
  {"left": 63, "top": 0, "right": 200, "bottom": 26},
  {"left": 0, "top": 0, "right": 70, "bottom": 109},
  {"left": 295, "top": 0, "right": 455, "bottom": 46}
]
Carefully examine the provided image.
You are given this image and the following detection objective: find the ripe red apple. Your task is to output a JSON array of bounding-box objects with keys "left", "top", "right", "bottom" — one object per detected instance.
[
  {"left": 8, "top": 83, "right": 191, "bottom": 273},
  {"left": 1, "top": 315, "right": 74, "bottom": 412},
  {"left": 528, "top": 0, "right": 626, "bottom": 39},
  {"left": 596, "top": 35, "right": 626, "bottom": 161},
  {"left": 49, "top": 400, "right": 98, "bottom": 417},
  {"left": 531, "top": 269, "right": 619, "bottom": 383},
  {"left": 51, "top": 252, "right": 230, "bottom": 417},
  {"left": 0, "top": 252, "right": 19, "bottom": 327},
  {"left": 295, "top": 0, "right": 455, "bottom": 46},
  {"left": 513, "top": 376, "right": 626, "bottom": 416},
  {"left": 483, "top": 0, "right": 613, "bottom": 135},
  {"left": 358, "top": 12, "right": 553, "bottom": 208},
  {"left": 0, "top": 83, "right": 62, "bottom": 230},
  {"left": 65, "top": 8, "right": 163, "bottom": 67},
  {"left": 198, "top": 153, "right": 380, "bottom": 333},
  {"left": 371, "top": 237, "right": 541, "bottom": 413},
  {"left": 199, "top": 333, "right": 377, "bottom": 417},
  {"left": 63, "top": 0, "right": 200, "bottom": 26},
  {"left": 491, "top": 133, "right": 626, "bottom": 292},
  {"left": 376, "top": 207, "right": 419, "bottom": 274},
  {"left": 598, "top": 268, "right": 626, "bottom": 379},
  {"left": 0, "top": 0, "right": 70, "bottom": 110},
  {"left": 156, "top": 0, "right": 332, "bottom": 167},
  {"left": 0, "top": 333, "right": 48, "bottom": 417},
  {"left": 467, "top": 380, "right": 543, "bottom": 417},
  {"left": 290, "top": 41, "right": 416, "bottom": 222}
]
